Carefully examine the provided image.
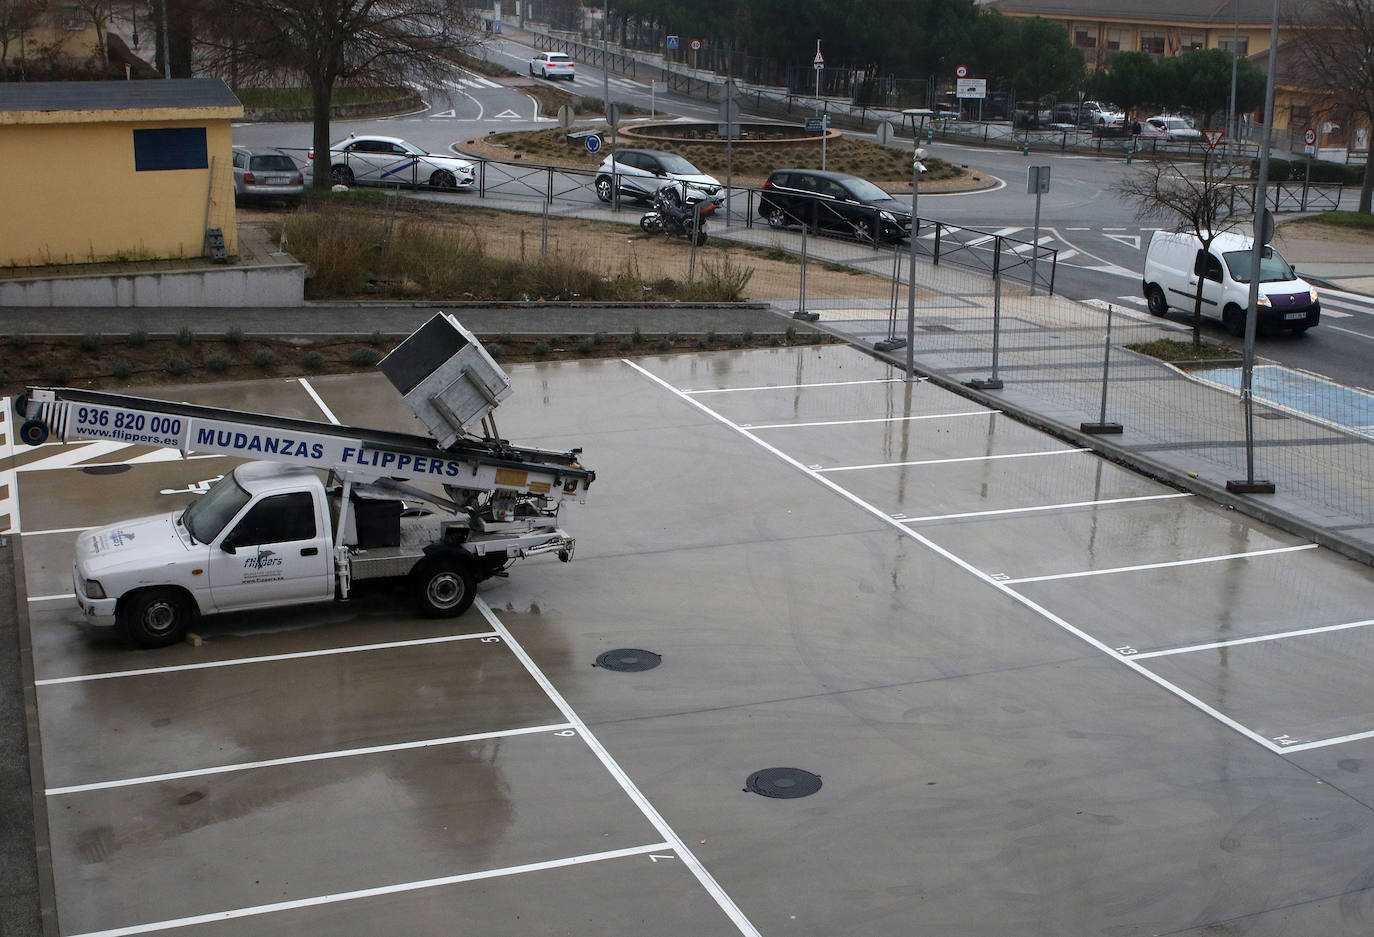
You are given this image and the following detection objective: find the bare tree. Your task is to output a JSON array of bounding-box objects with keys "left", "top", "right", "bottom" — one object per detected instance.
[
  {"left": 197, "top": 0, "right": 479, "bottom": 189},
  {"left": 0, "top": 0, "right": 45, "bottom": 73},
  {"left": 65, "top": 0, "right": 115, "bottom": 64},
  {"left": 1115, "top": 157, "right": 1252, "bottom": 350},
  {"left": 1286, "top": 0, "right": 1374, "bottom": 213}
]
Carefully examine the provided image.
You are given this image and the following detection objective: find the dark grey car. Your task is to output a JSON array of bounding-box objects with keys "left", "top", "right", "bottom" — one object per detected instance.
[{"left": 757, "top": 169, "right": 912, "bottom": 243}]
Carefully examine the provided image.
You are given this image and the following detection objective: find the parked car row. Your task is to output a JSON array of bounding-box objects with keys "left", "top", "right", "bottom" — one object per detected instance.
[{"left": 236, "top": 136, "right": 914, "bottom": 246}]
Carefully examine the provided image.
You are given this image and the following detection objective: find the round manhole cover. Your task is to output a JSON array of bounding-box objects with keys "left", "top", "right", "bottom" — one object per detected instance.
[
  {"left": 81, "top": 464, "right": 131, "bottom": 475},
  {"left": 594, "top": 649, "right": 661, "bottom": 672},
  {"left": 745, "top": 767, "right": 822, "bottom": 799}
]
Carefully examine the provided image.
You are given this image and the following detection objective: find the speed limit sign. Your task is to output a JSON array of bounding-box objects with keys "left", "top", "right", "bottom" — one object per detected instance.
[
  {"left": 955, "top": 64, "right": 968, "bottom": 78},
  {"left": 1304, "top": 127, "right": 1317, "bottom": 146},
  {"left": 689, "top": 38, "right": 703, "bottom": 51}
]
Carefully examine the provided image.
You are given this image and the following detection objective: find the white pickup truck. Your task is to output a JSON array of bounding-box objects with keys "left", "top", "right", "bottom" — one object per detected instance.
[{"left": 22, "top": 314, "right": 594, "bottom": 647}]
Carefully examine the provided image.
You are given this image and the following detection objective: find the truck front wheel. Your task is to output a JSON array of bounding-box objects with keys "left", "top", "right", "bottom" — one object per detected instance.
[
  {"left": 119, "top": 588, "right": 194, "bottom": 648},
  {"left": 414, "top": 557, "right": 477, "bottom": 618}
]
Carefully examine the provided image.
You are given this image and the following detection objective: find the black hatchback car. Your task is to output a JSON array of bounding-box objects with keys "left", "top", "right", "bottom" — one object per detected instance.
[{"left": 758, "top": 169, "right": 912, "bottom": 243}]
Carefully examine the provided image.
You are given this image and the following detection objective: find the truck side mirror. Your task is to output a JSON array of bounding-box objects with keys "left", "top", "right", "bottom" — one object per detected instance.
[{"left": 220, "top": 540, "right": 237, "bottom": 555}]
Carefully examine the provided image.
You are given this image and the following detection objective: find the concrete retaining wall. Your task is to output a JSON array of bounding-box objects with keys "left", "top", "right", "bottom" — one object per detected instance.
[{"left": 0, "top": 264, "right": 307, "bottom": 307}]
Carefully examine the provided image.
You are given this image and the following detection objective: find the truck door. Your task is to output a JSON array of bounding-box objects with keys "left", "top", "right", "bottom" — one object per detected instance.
[
  {"left": 208, "top": 491, "right": 333, "bottom": 611},
  {"left": 1197, "top": 249, "right": 1226, "bottom": 319}
]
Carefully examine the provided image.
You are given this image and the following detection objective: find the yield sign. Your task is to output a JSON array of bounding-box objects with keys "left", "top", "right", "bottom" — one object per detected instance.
[
  {"left": 1202, "top": 128, "right": 1225, "bottom": 150},
  {"left": 493, "top": 109, "right": 522, "bottom": 120}
]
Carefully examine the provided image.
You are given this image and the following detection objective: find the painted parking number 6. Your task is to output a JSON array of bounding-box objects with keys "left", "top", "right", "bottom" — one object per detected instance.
[
  {"left": 1116, "top": 645, "right": 1137, "bottom": 656},
  {"left": 555, "top": 729, "right": 577, "bottom": 737}
]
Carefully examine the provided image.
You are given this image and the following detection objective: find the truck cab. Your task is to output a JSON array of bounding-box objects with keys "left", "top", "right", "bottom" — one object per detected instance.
[{"left": 76, "top": 463, "right": 334, "bottom": 645}]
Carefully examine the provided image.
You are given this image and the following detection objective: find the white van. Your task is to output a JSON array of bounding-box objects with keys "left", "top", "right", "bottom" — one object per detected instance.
[{"left": 1141, "top": 230, "right": 1321, "bottom": 335}]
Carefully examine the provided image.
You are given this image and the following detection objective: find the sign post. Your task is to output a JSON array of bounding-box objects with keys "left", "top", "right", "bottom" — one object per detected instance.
[
  {"left": 813, "top": 41, "right": 826, "bottom": 169},
  {"left": 689, "top": 37, "right": 702, "bottom": 70},
  {"left": 1027, "top": 165, "right": 1050, "bottom": 295}
]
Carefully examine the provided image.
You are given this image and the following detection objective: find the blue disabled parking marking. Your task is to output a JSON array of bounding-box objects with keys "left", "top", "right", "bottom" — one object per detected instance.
[{"left": 1192, "top": 365, "right": 1374, "bottom": 437}]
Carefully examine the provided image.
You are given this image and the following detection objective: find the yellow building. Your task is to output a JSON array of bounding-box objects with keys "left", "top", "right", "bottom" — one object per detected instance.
[
  {"left": 986, "top": 0, "right": 1282, "bottom": 66},
  {"left": 0, "top": 78, "right": 242, "bottom": 268},
  {"left": 1, "top": 0, "right": 107, "bottom": 71}
]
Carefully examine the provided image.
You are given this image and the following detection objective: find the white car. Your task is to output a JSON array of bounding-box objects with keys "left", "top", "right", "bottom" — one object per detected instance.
[
  {"left": 1146, "top": 115, "right": 1203, "bottom": 142},
  {"left": 593, "top": 149, "right": 723, "bottom": 208},
  {"left": 529, "top": 51, "right": 575, "bottom": 81},
  {"left": 308, "top": 134, "right": 476, "bottom": 190}
]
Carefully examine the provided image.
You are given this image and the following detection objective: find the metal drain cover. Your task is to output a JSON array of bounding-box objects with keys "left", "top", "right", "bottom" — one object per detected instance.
[
  {"left": 594, "top": 649, "right": 661, "bottom": 672},
  {"left": 745, "top": 767, "right": 822, "bottom": 798},
  {"left": 81, "top": 464, "right": 131, "bottom": 475}
]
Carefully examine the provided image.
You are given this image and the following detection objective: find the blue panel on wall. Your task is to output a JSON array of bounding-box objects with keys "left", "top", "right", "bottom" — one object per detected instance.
[{"left": 132, "top": 127, "right": 208, "bottom": 171}]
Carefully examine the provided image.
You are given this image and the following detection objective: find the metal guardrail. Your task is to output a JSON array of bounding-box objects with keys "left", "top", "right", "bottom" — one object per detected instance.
[{"left": 1224, "top": 181, "right": 1344, "bottom": 214}]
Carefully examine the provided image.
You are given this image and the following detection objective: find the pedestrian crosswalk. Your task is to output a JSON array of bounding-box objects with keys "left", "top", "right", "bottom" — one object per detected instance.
[{"left": 1084, "top": 294, "right": 1370, "bottom": 320}]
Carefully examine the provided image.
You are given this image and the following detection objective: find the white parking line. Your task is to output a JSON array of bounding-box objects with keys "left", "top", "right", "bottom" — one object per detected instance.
[
  {"left": 623, "top": 358, "right": 1314, "bottom": 755},
  {"left": 475, "top": 599, "right": 761, "bottom": 937},
  {"left": 818, "top": 448, "right": 1088, "bottom": 473},
  {"left": 1129, "top": 616, "right": 1374, "bottom": 660},
  {"left": 1002, "top": 544, "right": 1317, "bottom": 584},
  {"left": 743, "top": 410, "right": 992, "bottom": 430},
  {"left": 899, "top": 492, "right": 1191, "bottom": 523},
  {"left": 298, "top": 377, "right": 341, "bottom": 424},
  {"left": 64, "top": 843, "right": 673, "bottom": 937},
  {"left": 35, "top": 632, "right": 502, "bottom": 684},
  {"left": 685, "top": 378, "right": 904, "bottom": 395},
  {"left": 47, "top": 722, "right": 571, "bottom": 795}
]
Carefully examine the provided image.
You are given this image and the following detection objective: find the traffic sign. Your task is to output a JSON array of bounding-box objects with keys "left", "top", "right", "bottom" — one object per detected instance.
[
  {"left": 956, "top": 78, "right": 986, "bottom": 99},
  {"left": 875, "top": 120, "right": 895, "bottom": 145},
  {"left": 1202, "top": 128, "right": 1225, "bottom": 150},
  {"left": 689, "top": 37, "right": 702, "bottom": 51},
  {"left": 1027, "top": 165, "right": 1051, "bottom": 194},
  {"left": 805, "top": 117, "right": 825, "bottom": 133},
  {"left": 584, "top": 134, "right": 602, "bottom": 154},
  {"left": 1304, "top": 127, "right": 1317, "bottom": 146},
  {"left": 666, "top": 35, "right": 679, "bottom": 50},
  {"left": 955, "top": 64, "right": 968, "bottom": 78},
  {"left": 813, "top": 50, "right": 824, "bottom": 69}
]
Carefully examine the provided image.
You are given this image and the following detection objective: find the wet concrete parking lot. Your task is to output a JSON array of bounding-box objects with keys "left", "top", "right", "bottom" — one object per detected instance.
[{"left": 13, "top": 345, "right": 1374, "bottom": 936}]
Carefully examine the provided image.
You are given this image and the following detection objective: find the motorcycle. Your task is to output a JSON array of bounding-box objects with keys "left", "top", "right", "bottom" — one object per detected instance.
[{"left": 640, "top": 185, "right": 710, "bottom": 246}]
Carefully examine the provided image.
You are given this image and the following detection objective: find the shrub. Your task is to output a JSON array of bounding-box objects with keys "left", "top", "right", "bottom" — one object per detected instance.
[
  {"left": 349, "top": 347, "right": 381, "bottom": 366},
  {"left": 367, "top": 330, "right": 386, "bottom": 347},
  {"left": 8, "top": 334, "right": 31, "bottom": 350},
  {"left": 533, "top": 341, "right": 551, "bottom": 356},
  {"left": 112, "top": 359, "right": 134, "bottom": 379},
  {"left": 252, "top": 349, "right": 277, "bottom": 369},
  {"left": 631, "top": 327, "right": 644, "bottom": 344},
  {"left": 79, "top": 333, "right": 105, "bottom": 352},
  {"left": 618, "top": 336, "right": 634, "bottom": 350},
  {"left": 224, "top": 327, "right": 245, "bottom": 346},
  {"left": 48, "top": 365, "right": 72, "bottom": 383},
  {"left": 656, "top": 338, "right": 672, "bottom": 352},
  {"left": 302, "top": 350, "right": 326, "bottom": 370},
  {"left": 175, "top": 326, "right": 194, "bottom": 347},
  {"left": 127, "top": 330, "right": 149, "bottom": 347},
  {"left": 578, "top": 336, "right": 598, "bottom": 354},
  {"left": 205, "top": 354, "right": 232, "bottom": 373},
  {"left": 164, "top": 357, "right": 191, "bottom": 376}
]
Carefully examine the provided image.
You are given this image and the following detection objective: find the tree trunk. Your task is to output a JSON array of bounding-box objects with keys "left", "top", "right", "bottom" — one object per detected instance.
[
  {"left": 1192, "top": 276, "right": 1205, "bottom": 353},
  {"left": 311, "top": 77, "right": 334, "bottom": 191},
  {"left": 1361, "top": 151, "right": 1373, "bottom": 215}
]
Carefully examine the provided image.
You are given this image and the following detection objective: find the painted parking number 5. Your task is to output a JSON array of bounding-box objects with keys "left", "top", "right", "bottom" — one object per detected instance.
[{"left": 481, "top": 636, "right": 502, "bottom": 643}]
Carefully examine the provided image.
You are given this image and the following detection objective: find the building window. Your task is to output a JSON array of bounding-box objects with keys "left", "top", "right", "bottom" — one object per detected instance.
[
  {"left": 1178, "top": 32, "right": 1205, "bottom": 52},
  {"left": 1074, "top": 29, "right": 1097, "bottom": 49},
  {"left": 1141, "top": 34, "right": 1166, "bottom": 55},
  {"left": 1219, "top": 36, "right": 1249, "bottom": 55},
  {"left": 1106, "top": 29, "right": 1125, "bottom": 51},
  {"left": 132, "top": 128, "right": 209, "bottom": 171},
  {"left": 61, "top": 4, "right": 84, "bottom": 29}
]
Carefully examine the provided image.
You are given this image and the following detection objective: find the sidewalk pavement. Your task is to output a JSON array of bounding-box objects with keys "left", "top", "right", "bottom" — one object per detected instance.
[{"left": 1272, "top": 231, "right": 1374, "bottom": 297}]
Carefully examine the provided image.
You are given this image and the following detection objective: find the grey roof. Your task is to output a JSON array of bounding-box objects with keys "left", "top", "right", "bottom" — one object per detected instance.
[
  {"left": 0, "top": 78, "right": 240, "bottom": 113},
  {"left": 987, "top": 0, "right": 1282, "bottom": 25}
]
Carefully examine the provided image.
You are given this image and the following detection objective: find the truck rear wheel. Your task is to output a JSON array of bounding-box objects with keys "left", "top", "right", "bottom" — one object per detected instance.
[
  {"left": 119, "top": 588, "right": 193, "bottom": 648},
  {"left": 414, "top": 557, "right": 477, "bottom": 618}
]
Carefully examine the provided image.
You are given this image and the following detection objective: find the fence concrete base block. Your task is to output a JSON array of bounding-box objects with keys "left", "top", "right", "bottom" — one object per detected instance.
[
  {"left": 966, "top": 378, "right": 1004, "bottom": 390},
  {"left": 1226, "top": 479, "right": 1277, "bottom": 494},
  {"left": 874, "top": 337, "right": 907, "bottom": 352},
  {"left": 1080, "top": 421, "right": 1123, "bottom": 434},
  {"left": 792, "top": 310, "right": 820, "bottom": 322}
]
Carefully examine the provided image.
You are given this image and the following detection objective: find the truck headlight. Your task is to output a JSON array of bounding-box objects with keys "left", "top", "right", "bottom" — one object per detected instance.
[
  {"left": 85, "top": 579, "right": 106, "bottom": 599},
  {"left": 1309, "top": 287, "right": 1320, "bottom": 304},
  {"left": 1257, "top": 294, "right": 1271, "bottom": 307}
]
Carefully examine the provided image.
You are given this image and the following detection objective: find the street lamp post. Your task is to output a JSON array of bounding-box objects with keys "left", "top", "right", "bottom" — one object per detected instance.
[{"left": 904, "top": 147, "right": 927, "bottom": 382}]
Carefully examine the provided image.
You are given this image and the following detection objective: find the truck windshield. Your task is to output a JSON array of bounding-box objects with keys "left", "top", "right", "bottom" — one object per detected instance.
[
  {"left": 1223, "top": 247, "right": 1297, "bottom": 283},
  {"left": 180, "top": 474, "right": 251, "bottom": 544}
]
